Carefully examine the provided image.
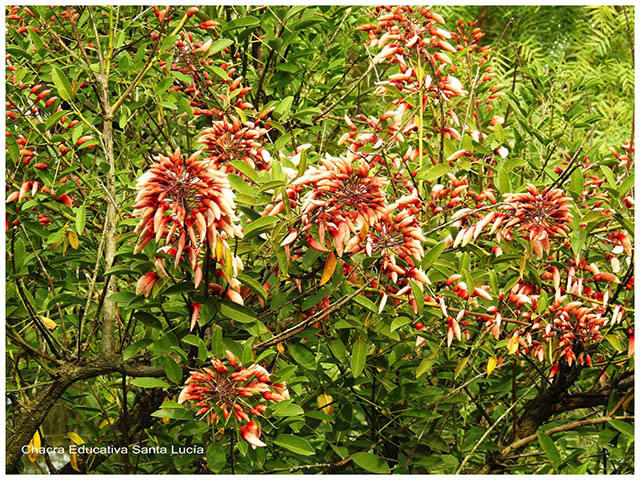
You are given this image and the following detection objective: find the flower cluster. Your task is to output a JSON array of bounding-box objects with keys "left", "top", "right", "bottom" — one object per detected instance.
[
  {"left": 293, "top": 154, "right": 388, "bottom": 257},
  {"left": 178, "top": 352, "right": 288, "bottom": 449},
  {"left": 476, "top": 257, "right": 628, "bottom": 371},
  {"left": 132, "top": 149, "right": 244, "bottom": 303},
  {"left": 198, "top": 116, "right": 272, "bottom": 175},
  {"left": 501, "top": 184, "right": 573, "bottom": 257},
  {"left": 347, "top": 6, "right": 499, "bottom": 154},
  {"left": 264, "top": 152, "right": 431, "bottom": 312}
]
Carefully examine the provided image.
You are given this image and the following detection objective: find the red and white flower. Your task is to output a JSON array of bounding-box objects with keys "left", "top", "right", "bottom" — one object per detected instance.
[{"left": 178, "top": 352, "right": 287, "bottom": 448}]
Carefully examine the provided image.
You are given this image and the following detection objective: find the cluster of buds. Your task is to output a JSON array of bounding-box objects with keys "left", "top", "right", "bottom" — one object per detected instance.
[
  {"left": 7, "top": 181, "right": 73, "bottom": 209},
  {"left": 442, "top": 182, "right": 572, "bottom": 258},
  {"left": 360, "top": 6, "right": 471, "bottom": 100},
  {"left": 353, "top": 200, "right": 430, "bottom": 312},
  {"left": 264, "top": 152, "right": 431, "bottom": 309},
  {"left": 158, "top": 24, "right": 259, "bottom": 118},
  {"left": 478, "top": 258, "right": 631, "bottom": 371},
  {"left": 609, "top": 140, "right": 634, "bottom": 169},
  {"left": 132, "top": 149, "right": 244, "bottom": 304},
  {"left": 352, "top": 6, "right": 499, "bottom": 151},
  {"left": 178, "top": 352, "right": 288, "bottom": 449}
]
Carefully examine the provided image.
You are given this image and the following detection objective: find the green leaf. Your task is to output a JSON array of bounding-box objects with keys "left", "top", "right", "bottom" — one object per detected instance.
[
  {"left": 410, "top": 280, "right": 424, "bottom": 315},
  {"left": 270, "top": 400, "right": 305, "bottom": 417},
  {"left": 75, "top": 203, "right": 86, "bottom": 235},
  {"left": 164, "top": 357, "right": 182, "bottom": 384},
  {"left": 51, "top": 66, "right": 73, "bottom": 101},
  {"left": 243, "top": 216, "right": 279, "bottom": 238},
  {"left": 453, "top": 356, "right": 469, "bottom": 380},
  {"left": 207, "top": 39, "right": 234, "bottom": 57},
  {"left": 6, "top": 135, "right": 19, "bottom": 164},
  {"left": 415, "top": 354, "right": 436, "bottom": 378},
  {"left": 107, "top": 292, "right": 137, "bottom": 305},
  {"left": 537, "top": 431, "right": 561, "bottom": 471},
  {"left": 162, "top": 281, "right": 195, "bottom": 295},
  {"left": 570, "top": 168, "right": 583, "bottom": 198},
  {"left": 227, "top": 174, "right": 253, "bottom": 195},
  {"left": 206, "top": 443, "right": 226, "bottom": 473},
  {"left": 129, "top": 377, "right": 169, "bottom": 389},
  {"left": 288, "top": 344, "right": 315, "bottom": 369},
  {"left": 274, "top": 95, "right": 294, "bottom": 120},
  {"left": 273, "top": 434, "right": 315, "bottom": 456},
  {"left": 417, "top": 163, "right": 451, "bottom": 182},
  {"left": 351, "top": 335, "right": 367, "bottom": 378},
  {"left": 135, "top": 311, "right": 162, "bottom": 330},
  {"left": 151, "top": 408, "right": 193, "bottom": 420},
  {"left": 494, "top": 122, "right": 505, "bottom": 143},
  {"left": 327, "top": 338, "right": 347, "bottom": 362},
  {"left": 223, "top": 16, "right": 260, "bottom": 31},
  {"left": 351, "top": 452, "right": 390, "bottom": 474},
  {"left": 182, "top": 334, "right": 204, "bottom": 347},
  {"left": 422, "top": 240, "right": 447, "bottom": 270},
  {"left": 238, "top": 274, "right": 267, "bottom": 301},
  {"left": 122, "top": 339, "right": 153, "bottom": 361},
  {"left": 211, "top": 324, "right": 224, "bottom": 356},
  {"left": 209, "top": 65, "right": 229, "bottom": 80},
  {"left": 219, "top": 299, "right": 256, "bottom": 323},
  {"left": 600, "top": 165, "right": 616, "bottom": 187},
  {"left": 354, "top": 295, "right": 377, "bottom": 313},
  {"left": 608, "top": 419, "right": 633, "bottom": 437},
  {"left": 230, "top": 160, "right": 259, "bottom": 182},
  {"left": 496, "top": 166, "right": 511, "bottom": 194}
]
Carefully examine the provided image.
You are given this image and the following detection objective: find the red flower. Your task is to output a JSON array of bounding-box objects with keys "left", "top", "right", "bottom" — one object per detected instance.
[
  {"left": 198, "top": 116, "right": 271, "bottom": 175},
  {"left": 502, "top": 184, "right": 572, "bottom": 257},
  {"left": 293, "top": 155, "right": 388, "bottom": 256},
  {"left": 178, "top": 352, "right": 287, "bottom": 448},
  {"left": 132, "top": 149, "right": 243, "bottom": 295},
  {"left": 135, "top": 272, "right": 158, "bottom": 298},
  {"left": 190, "top": 303, "right": 202, "bottom": 332},
  {"left": 241, "top": 421, "right": 266, "bottom": 449}
]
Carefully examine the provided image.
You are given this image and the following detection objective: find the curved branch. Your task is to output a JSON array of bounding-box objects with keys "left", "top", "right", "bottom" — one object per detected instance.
[
  {"left": 500, "top": 416, "right": 634, "bottom": 459},
  {"left": 6, "top": 358, "right": 165, "bottom": 473}
]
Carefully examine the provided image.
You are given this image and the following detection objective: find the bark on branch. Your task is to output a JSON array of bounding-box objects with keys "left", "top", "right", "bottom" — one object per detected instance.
[{"left": 6, "top": 359, "right": 164, "bottom": 473}]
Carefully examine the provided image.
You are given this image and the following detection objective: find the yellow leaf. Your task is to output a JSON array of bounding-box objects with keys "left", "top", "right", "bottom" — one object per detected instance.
[
  {"left": 507, "top": 336, "right": 519, "bottom": 355},
  {"left": 359, "top": 220, "right": 369, "bottom": 241},
  {"left": 98, "top": 418, "right": 114, "bottom": 429},
  {"left": 51, "top": 237, "right": 64, "bottom": 251},
  {"left": 68, "top": 432, "right": 84, "bottom": 471},
  {"left": 40, "top": 316, "right": 58, "bottom": 330},
  {"left": 215, "top": 238, "right": 224, "bottom": 262},
  {"left": 319, "top": 252, "right": 337, "bottom": 286},
  {"left": 68, "top": 432, "right": 84, "bottom": 445},
  {"left": 317, "top": 392, "right": 334, "bottom": 424},
  {"left": 70, "top": 452, "right": 80, "bottom": 472},
  {"left": 519, "top": 254, "right": 527, "bottom": 279},
  {"left": 28, "top": 431, "right": 41, "bottom": 463},
  {"left": 224, "top": 246, "right": 233, "bottom": 278},
  {"left": 277, "top": 342, "right": 285, "bottom": 355},
  {"left": 68, "top": 231, "right": 79, "bottom": 249},
  {"left": 487, "top": 357, "right": 497, "bottom": 376},
  {"left": 161, "top": 397, "right": 171, "bottom": 424}
]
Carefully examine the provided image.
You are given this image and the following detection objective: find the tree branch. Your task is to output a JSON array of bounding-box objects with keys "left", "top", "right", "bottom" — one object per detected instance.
[{"left": 500, "top": 416, "right": 634, "bottom": 460}]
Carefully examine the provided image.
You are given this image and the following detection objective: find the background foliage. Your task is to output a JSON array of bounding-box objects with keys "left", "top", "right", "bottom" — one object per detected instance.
[{"left": 5, "top": 5, "right": 634, "bottom": 474}]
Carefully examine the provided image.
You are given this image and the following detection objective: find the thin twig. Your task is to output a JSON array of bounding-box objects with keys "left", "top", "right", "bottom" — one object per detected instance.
[
  {"left": 253, "top": 282, "right": 371, "bottom": 351},
  {"left": 456, "top": 382, "right": 538, "bottom": 473}
]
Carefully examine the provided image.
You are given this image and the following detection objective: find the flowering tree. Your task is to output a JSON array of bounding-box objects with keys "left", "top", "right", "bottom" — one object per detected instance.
[{"left": 5, "top": 5, "right": 634, "bottom": 474}]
